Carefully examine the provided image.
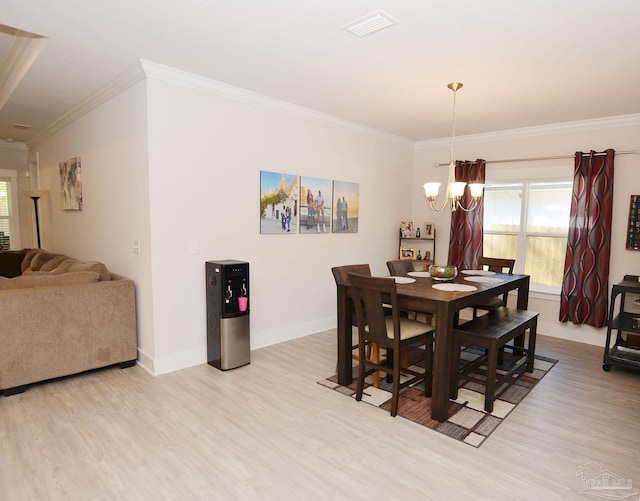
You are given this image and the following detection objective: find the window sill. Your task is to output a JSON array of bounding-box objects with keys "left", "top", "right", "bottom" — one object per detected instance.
[{"left": 508, "top": 287, "right": 560, "bottom": 302}]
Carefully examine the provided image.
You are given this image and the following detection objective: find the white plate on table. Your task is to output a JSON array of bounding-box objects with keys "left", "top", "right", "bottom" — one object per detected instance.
[
  {"left": 464, "top": 276, "right": 504, "bottom": 283},
  {"left": 432, "top": 283, "right": 477, "bottom": 292},
  {"left": 407, "top": 271, "right": 431, "bottom": 278},
  {"left": 390, "top": 276, "right": 416, "bottom": 284},
  {"left": 461, "top": 269, "right": 496, "bottom": 275}
]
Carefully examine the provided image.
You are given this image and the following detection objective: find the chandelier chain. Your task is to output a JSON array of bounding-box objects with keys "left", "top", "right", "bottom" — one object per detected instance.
[{"left": 448, "top": 84, "right": 457, "bottom": 185}]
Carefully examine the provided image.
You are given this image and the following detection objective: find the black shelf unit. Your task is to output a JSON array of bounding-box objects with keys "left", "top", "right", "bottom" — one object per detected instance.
[
  {"left": 603, "top": 275, "right": 640, "bottom": 371},
  {"left": 399, "top": 229, "right": 436, "bottom": 266}
]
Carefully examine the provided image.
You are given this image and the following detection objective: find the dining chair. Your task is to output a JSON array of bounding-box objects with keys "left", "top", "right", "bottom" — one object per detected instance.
[
  {"left": 331, "top": 264, "right": 382, "bottom": 386},
  {"left": 472, "top": 257, "right": 516, "bottom": 319},
  {"left": 347, "top": 272, "right": 434, "bottom": 417}
]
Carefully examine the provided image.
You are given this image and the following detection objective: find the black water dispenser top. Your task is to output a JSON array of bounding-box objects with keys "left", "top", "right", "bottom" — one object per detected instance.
[
  {"left": 206, "top": 260, "right": 249, "bottom": 318},
  {"left": 222, "top": 264, "right": 249, "bottom": 317}
]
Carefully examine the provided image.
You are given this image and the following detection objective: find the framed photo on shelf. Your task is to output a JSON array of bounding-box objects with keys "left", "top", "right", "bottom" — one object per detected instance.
[
  {"left": 400, "top": 247, "right": 415, "bottom": 260},
  {"left": 423, "top": 222, "right": 435, "bottom": 239},
  {"left": 400, "top": 221, "right": 415, "bottom": 238}
]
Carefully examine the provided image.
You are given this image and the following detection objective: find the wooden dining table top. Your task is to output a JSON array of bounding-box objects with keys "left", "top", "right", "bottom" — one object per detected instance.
[{"left": 390, "top": 272, "right": 529, "bottom": 311}]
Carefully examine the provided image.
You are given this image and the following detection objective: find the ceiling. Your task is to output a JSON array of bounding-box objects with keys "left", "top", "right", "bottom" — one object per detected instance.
[{"left": 1, "top": 0, "right": 640, "bottom": 145}]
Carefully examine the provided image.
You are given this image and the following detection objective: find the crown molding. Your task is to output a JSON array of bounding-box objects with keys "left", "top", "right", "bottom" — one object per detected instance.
[
  {"left": 28, "top": 58, "right": 412, "bottom": 149},
  {"left": 415, "top": 114, "right": 640, "bottom": 150},
  {"left": 139, "top": 60, "right": 414, "bottom": 148},
  {"left": 26, "top": 62, "right": 147, "bottom": 148}
]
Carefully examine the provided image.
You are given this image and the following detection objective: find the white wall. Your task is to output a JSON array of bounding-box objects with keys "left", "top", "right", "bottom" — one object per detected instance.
[
  {"left": 413, "top": 116, "right": 640, "bottom": 346},
  {"left": 144, "top": 64, "right": 415, "bottom": 373}
]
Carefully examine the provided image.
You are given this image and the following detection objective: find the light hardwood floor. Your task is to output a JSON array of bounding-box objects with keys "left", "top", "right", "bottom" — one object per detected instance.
[{"left": 1, "top": 330, "right": 640, "bottom": 500}]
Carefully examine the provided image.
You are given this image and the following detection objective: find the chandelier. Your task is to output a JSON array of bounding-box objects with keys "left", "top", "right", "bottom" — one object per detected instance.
[{"left": 423, "top": 82, "right": 484, "bottom": 212}]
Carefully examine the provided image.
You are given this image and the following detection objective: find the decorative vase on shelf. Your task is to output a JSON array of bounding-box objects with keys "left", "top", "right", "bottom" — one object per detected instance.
[
  {"left": 416, "top": 227, "right": 421, "bottom": 238},
  {"left": 417, "top": 250, "right": 422, "bottom": 260}
]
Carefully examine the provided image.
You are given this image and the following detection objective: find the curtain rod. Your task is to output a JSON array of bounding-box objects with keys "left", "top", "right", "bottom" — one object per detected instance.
[{"left": 435, "top": 150, "right": 640, "bottom": 167}]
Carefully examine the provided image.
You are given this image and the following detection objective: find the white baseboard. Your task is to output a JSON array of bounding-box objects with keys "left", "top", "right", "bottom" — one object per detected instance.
[{"left": 137, "top": 316, "right": 336, "bottom": 376}]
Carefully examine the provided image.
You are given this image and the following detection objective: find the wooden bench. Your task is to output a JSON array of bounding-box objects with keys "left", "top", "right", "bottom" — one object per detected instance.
[{"left": 451, "top": 306, "right": 539, "bottom": 412}]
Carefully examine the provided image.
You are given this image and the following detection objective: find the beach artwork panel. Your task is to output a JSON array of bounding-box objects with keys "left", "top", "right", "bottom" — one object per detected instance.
[
  {"left": 260, "top": 171, "right": 299, "bottom": 234},
  {"left": 300, "top": 176, "right": 332, "bottom": 234},
  {"left": 332, "top": 180, "right": 359, "bottom": 233}
]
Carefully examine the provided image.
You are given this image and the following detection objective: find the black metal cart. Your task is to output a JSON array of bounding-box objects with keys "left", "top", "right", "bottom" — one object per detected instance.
[{"left": 603, "top": 275, "right": 640, "bottom": 372}]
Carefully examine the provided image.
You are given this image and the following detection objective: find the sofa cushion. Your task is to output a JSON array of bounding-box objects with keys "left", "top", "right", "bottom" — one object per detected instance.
[
  {"left": 0, "top": 271, "right": 101, "bottom": 290},
  {"left": 28, "top": 250, "right": 66, "bottom": 272},
  {"left": 0, "top": 250, "right": 27, "bottom": 278},
  {"left": 19, "top": 249, "right": 111, "bottom": 281},
  {"left": 21, "top": 248, "right": 42, "bottom": 273},
  {"left": 51, "top": 259, "right": 111, "bottom": 281},
  {"left": 39, "top": 255, "right": 69, "bottom": 272}
]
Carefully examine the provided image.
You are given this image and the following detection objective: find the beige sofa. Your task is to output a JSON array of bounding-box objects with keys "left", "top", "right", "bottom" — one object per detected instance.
[{"left": 0, "top": 249, "right": 138, "bottom": 395}]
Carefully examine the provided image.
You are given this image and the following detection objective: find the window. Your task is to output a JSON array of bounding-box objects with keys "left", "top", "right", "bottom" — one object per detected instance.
[
  {"left": 483, "top": 181, "right": 572, "bottom": 292},
  {"left": 0, "top": 176, "right": 18, "bottom": 250}
]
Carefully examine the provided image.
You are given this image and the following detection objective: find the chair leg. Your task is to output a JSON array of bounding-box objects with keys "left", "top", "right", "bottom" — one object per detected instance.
[
  {"left": 371, "top": 343, "right": 380, "bottom": 388},
  {"left": 450, "top": 336, "right": 462, "bottom": 400},
  {"left": 390, "top": 348, "right": 402, "bottom": 417},
  {"left": 424, "top": 337, "right": 433, "bottom": 398},
  {"left": 355, "top": 338, "right": 367, "bottom": 402}
]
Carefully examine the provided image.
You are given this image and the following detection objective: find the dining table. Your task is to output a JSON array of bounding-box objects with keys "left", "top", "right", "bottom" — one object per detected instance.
[{"left": 335, "top": 269, "right": 530, "bottom": 422}]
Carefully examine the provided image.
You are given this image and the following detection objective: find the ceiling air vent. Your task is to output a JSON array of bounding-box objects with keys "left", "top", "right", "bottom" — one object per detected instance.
[{"left": 343, "top": 10, "right": 399, "bottom": 38}]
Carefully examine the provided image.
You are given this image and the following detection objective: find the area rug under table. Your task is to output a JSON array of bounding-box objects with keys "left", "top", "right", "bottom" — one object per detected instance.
[{"left": 318, "top": 349, "right": 557, "bottom": 448}]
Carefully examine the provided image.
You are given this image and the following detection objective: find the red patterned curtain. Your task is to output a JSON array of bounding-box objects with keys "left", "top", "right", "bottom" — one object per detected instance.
[
  {"left": 559, "top": 149, "right": 615, "bottom": 327},
  {"left": 448, "top": 159, "right": 486, "bottom": 269}
]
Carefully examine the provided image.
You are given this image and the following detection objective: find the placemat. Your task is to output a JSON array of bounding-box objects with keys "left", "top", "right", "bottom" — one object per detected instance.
[{"left": 433, "top": 283, "right": 477, "bottom": 292}]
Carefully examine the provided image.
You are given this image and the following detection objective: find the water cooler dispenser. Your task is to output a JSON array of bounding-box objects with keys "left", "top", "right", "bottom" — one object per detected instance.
[{"left": 206, "top": 260, "right": 250, "bottom": 370}]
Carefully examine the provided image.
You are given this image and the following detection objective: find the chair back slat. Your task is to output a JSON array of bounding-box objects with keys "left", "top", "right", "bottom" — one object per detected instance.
[
  {"left": 348, "top": 273, "right": 399, "bottom": 347},
  {"left": 478, "top": 257, "right": 515, "bottom": 274},
  {"left": 331, "top": 264, "right": 371, "bottom": 285},
  {"left": 332, "top": 264, "right": 372, "bottom": 327},
  {"left": 386, "top": 259, "right": 414, "bottom": 276}
]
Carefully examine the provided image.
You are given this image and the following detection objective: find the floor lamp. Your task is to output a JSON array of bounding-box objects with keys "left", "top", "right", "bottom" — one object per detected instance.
[{"left": 22, "top": 190, "right": 48, "bottom": 248}]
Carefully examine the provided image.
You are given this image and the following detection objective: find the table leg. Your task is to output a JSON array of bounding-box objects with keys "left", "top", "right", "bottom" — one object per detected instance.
[
  {"left": 431, "top": 303, "right": 454, "bottom": 422},
  {"left": 516, "top": 276, "right": 530, "bottom": 310}
]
